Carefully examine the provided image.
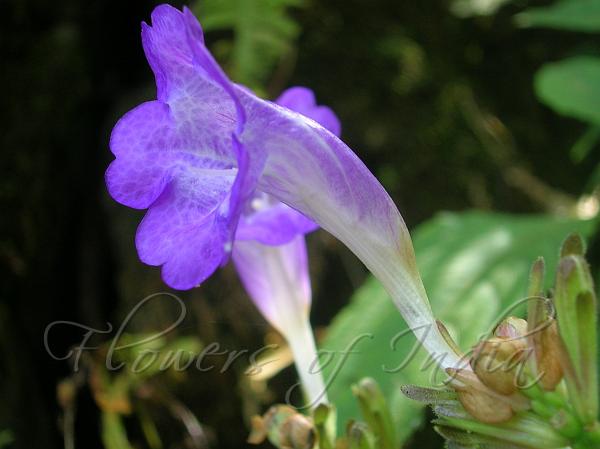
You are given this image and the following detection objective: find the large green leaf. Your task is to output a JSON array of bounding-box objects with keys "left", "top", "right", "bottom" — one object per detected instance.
[
  {"left": 535, "top": 56, "right": 600, "bottom": 125},
  {"left": 516, "top": 0, "right": 600, "bottom": 33},
  {"left": 321, "top": 211, "right": 596, "bottom": 442}
]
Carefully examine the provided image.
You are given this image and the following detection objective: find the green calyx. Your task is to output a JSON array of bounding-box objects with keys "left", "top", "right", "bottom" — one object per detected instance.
[
  {"left": 400, "top": 234, "right": 600, "bottom": 449},
  {"left": 554, "top": 234, "right": 598, "bottom": 425}
]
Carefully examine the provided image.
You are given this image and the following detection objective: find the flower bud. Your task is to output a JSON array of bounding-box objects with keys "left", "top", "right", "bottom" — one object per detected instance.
[
  {"left": 554, "top": 238, "right": 598, "bottom": 424},
  {"left": 533, "top": 318, "right": 563, "bottom": 391},
  {"left": 525, "top": 259, "right": 563, "bottom": 391},
  {"left": 347, "top": 421, "right": 375, "bottom": 449},
  {"left": 495, "top": 317, "right": 528, "bottom": 339},
  {"left": 312, "top": 403, "right": 336, "bottom": 449},
  {"left": 447, "top": 368, "right": 515, "bottom": 423},
  {"left": 248, "top": 405, "right": 316, "bottom": 449},
  {"left": 351, "top": 378, "right": 395, "bottom": 449},
  {"left": 471, "top": 336, "right": 528, "bottom": 395}
]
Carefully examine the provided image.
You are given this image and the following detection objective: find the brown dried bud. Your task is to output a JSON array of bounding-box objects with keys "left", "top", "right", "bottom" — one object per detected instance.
[
  {"left": 471, "top": 336, "right": 528, "bottom": 395},
  {"left": 248, "top": 405, "right": 316, "bottom": 449},
  {"left": 534, "top": 319, "right": 564, "bottom": 391},
  {"left": 280, "top": 414, "right": 316, "bottom": 449},
  {"left": 447, "top": 368, "right": 514, "bottom": 423},
  {"left": 456, "top": 388, "right": 515, "bottom": 424},
  {"left": 248, "top": 415, "right": 269, "bottom": 445}
]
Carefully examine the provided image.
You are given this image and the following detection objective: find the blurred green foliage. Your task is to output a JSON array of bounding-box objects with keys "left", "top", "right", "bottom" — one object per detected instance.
[
  {"left": 3, "top": 0, "right": 600, "bottom": 448},
  {"left": 520, "top": 0, "right": 600, "bottom": 182},
  {"left": 0, "top": 431, "right": 14, "bottom": 449},
  {"left": 517, "top": 0, "right": 600, "bottom": 32},
  {"left": 193, "top": 0, "right": 303, "bottom": 91},
  {"left": 321, "top": 212, "right": 596, "bottom": 444},
  {"left": 59, "top": 334, "right": 205, "bottom": 449},
  {"left": 535, "top": 56, "right": 600, "bottom": 125}
]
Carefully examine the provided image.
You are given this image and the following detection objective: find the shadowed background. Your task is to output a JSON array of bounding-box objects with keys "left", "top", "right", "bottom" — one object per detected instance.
[{"left": 1, "top": 0, "right": 598, "bottom": 448}]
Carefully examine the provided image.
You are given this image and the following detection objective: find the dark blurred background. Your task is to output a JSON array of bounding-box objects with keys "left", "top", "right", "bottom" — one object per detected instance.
[{"left": 1, "top": 0, "right": 598, "bottom": 448}]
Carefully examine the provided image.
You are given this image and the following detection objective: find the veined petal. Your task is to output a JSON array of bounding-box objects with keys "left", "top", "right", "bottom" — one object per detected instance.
[
  {"left": 107, "top": 5, "right": 259, "bottom": 288},
  {"left": 136, "top": 167, "right": 236, "bottom": 289},
  {"left": 232, "top": 236, "right": 311, "bottom": 331},
  {"left": 106, "top": 100, "right": 234, "bottom": 209},
  {"left": 142, "top": 5, "right": 247, "bottom": 130},
  {"left": 105, "top": 152, "right": 170, "bottom": 210}
]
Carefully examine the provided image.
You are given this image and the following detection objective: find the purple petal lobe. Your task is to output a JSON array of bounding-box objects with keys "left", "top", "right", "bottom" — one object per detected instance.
[
  {"left": 105, "top": 154, "right": 169, "bottom": 210},
  {"left": 106, "top": 101, "right": 173, "bottom": 208},
  {"left": 142, "top": 4, "right": 246, "bottom": 131},
  {"left": 135, "top": 167, "right": 236, "bottom": 289},
  {"left": 236, "top": 198, "right": 318, "bottom": 245},
  {"left": 107, "top": 5, "right": 260, "bottom": 289}
]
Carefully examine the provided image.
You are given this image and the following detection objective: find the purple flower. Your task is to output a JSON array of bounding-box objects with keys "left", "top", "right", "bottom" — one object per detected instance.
[
  {"left": 230, "top": 88, "right": 340, "bottom": 406},
  {"left": 233, "top": 234, "right": 326, "bottom": 405},
  {"left": 232, "top": 87, "right": 341, "bottom": 324},
  {"left": 106, "top": 4, "right": 460, "bottom": 368}
]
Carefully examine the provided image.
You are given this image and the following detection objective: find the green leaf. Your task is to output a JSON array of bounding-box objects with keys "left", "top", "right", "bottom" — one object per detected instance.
[
  {"left": 321, "top": 211, "right": 596, "bottom": 443},
  {"left": 535, "top": 56, "right": 600, "bottom": 125},
  {"left": 193, "top": 0, "right": 303, "bottom": 89},
  {"left": 516, "top": 0, "right": 600, "bottom": 33}
]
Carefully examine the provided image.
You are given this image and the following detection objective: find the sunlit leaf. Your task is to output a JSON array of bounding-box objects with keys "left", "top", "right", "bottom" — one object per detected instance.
[
  {"left": 535, "top": 56, "right": 600, "bottom": 125},
  {"left": 321, "top": 211, "right": 596, "bottom": 442},
  {"left": 516, "top": 0, "right": 600, "bottom": 33}
]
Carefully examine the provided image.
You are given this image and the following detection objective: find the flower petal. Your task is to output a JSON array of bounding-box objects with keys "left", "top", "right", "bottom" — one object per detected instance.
[
  {"left": 135, "top": 167, "right": 236, "bottom": 289},
  {"left": 232, "top": 235, "right": 311, "bottom": 331},
  {"left": 236, "top": 201, "right": 318, "bottom": 245},
  {"left": 233, "top": 236, "right": 327, "bottom": 406},
  {"left": 276, "top": 86, "right": 341, "bottom": 137},
  {"left": 233, "top": 86, "right": 340, "bottom": 245},
  {"left": 237, "top": 90, "right": 461, "bottom": 367},
  {"left": 105, "top": 150, "right": 170, "bottom": 210},
  {"left": 142, "top": 5, "right": 246, "bottom": 131},
  {"left": 107, "top": 6, "right": 260, "bottom": 287},
  {"left": 106, "top": 88, "right": 238, "bottom": 209}
]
